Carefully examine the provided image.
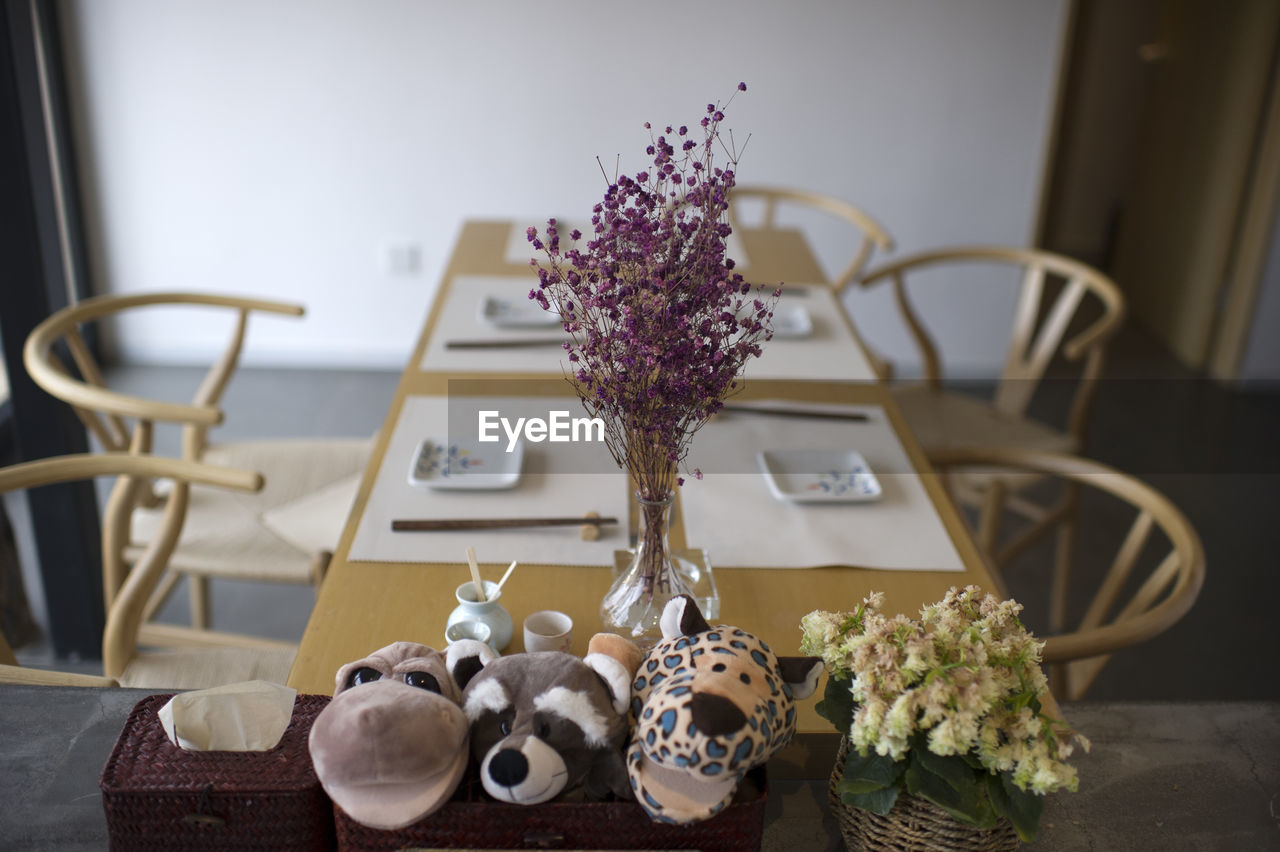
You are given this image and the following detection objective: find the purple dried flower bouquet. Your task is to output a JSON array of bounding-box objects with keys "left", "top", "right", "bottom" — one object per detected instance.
[
  {"left": 528, "top": 85, "right": 779, "bottom": 640},
  {"left": 527, "top": 84, "right": 778, "bottom": 498}
]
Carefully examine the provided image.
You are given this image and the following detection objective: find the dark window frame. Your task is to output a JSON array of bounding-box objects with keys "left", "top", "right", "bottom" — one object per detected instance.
[{"left": 1, "top": 0, "right": 103, "bottom": 658}]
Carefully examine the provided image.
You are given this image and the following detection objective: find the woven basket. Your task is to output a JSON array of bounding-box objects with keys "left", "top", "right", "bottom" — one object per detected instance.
[
  {"left": 335, "top": 765, "right": 767, "bottom": 851},
  {"left": 99, "top": 693, "right": 334, "bottom": 851},
  {"left": 828, "top": 737, "right": 1018, "bottom": 852}
]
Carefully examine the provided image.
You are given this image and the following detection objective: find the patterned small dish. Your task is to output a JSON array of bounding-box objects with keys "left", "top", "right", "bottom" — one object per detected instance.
[
  {"left": 757, "top": 449, "right": 882, "bottom": 503},
  {"left": 408, "top": 437, "right": 524, "bottom": 490},
  {"left": 477, "top": 295, "right": 561, "bottom": 328}
]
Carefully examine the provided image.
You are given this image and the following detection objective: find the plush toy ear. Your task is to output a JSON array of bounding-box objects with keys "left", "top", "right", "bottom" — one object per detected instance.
[
  {"left": 777, "top": 657, "right": 824, "bottom": 700},
  {"left": 446, "top": 638, "right": 498, "bottom": 690},
  {"left": 584, "top": 633, "right": 642, "bottom": 716},
  {"left": 659, "top": 594, "right": 710, "bottom": 640}
]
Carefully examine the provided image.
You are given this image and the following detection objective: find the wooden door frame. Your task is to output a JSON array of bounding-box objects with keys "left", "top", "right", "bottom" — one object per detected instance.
[
  {"left": 1035, "top": 0, "right": 1280, "bottom": 382},
  {"left": 1208, "top": 45, "right": 1280, "bottom": 381}
]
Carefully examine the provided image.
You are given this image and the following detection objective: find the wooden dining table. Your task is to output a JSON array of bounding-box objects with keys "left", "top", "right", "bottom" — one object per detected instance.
[{"left": 287, "top": 219, "right": 1003, "bottom": 734}]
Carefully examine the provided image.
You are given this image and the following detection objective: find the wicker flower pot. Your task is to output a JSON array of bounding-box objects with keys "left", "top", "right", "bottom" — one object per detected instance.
[{"left": 828, "top": 737, "right": 1019, "bottom": 852}]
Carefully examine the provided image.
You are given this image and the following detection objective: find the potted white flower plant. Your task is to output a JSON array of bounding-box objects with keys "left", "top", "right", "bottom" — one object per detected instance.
[{"left": 801, "top": 586, "right": 1087, "bottom": 849}]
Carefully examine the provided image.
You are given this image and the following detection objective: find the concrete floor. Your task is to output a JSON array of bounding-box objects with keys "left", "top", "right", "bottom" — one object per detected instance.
[
  {"left": 12, "top": 326, "right": 1280, "bottom": 701},
  {"left": 1, "top": 685, "right": 1275, "bottom": 851}
]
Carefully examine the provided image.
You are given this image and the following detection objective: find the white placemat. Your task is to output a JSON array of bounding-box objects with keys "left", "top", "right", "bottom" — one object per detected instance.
[
  {"left": 740, "top": 287, "right": 877, "bottom": 381},
  {"left": 422, "top": 276, "right": 876, "bottom": 381},
  {"left": 678, "top": 402, "right": 965, "bottom": 571},
  {"left": 349, "top": 395, "right": 629, "bottom": 565},
  {"left": 420, "top": 275, "right": 569, "bottom": 373}
]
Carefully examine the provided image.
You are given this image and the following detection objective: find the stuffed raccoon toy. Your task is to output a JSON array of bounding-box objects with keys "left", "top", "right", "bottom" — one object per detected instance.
[{"left": 447, "top": 633, "right": 642, "bottom": 805}]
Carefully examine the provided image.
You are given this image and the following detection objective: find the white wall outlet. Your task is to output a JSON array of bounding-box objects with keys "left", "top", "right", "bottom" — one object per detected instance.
[{"left": 381, "top": 240, "right": 422, "bottom": 276}]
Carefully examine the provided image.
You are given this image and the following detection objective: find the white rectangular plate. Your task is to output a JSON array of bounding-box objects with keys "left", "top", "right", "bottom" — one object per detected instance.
[
  {"left": 408, "top": 438, "right": 524, "bottom": 490},
  {"left": 478, "top": 295, "right": 561, "bottom": 328},
  {"left": 771, "top": 304, "right": 813, "bottom": 338},
  {"left": 758, "top": 449, "right": 882, "bottom": 503}
]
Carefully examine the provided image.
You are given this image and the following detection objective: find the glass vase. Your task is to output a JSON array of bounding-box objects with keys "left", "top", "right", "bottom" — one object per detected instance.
[{"left": 600, "top": 492, "right": 694, "bottom": 648}]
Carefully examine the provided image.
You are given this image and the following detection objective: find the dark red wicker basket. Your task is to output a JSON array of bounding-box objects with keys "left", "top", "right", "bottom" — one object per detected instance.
[
  {"left": 333, "top": 765, "right": 767, "bottom": 851},
  {"left": 99, "top": 693, "right": 334, "bottom": 851}
]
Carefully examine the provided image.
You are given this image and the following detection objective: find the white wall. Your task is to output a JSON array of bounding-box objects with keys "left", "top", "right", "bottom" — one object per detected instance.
[{"left": 62, "top": 0, "right": 1067, "bottom": 377}]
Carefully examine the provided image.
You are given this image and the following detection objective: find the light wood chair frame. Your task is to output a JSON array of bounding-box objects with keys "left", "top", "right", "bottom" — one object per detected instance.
[
  {"left": 22, "top": 292, "right": 310, "bottom": 641},
  {"left": 0, "top": 453, "right": 273, "bottom": 682},
  {"left": 727, "top": 185, "right": 895, "bottom": 291},
  {"left": 928, "top": 446, "right": 1205, "bottom": 700},
  {"left": 727, "top": 185, "right": 896, "bottom": 377},
  {"left": 858, "top": 246, "right": 1126, "bottom": 438},
  {"left": 861, "top": 247, "right": 1126, "bottom": 581},
  {"left": 0, "top": 628, "right": 120, "bottom": 686}
]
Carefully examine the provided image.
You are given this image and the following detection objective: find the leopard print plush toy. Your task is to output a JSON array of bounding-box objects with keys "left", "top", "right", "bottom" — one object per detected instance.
[{"left": 627, "top": 595, "right": 823, "bottom": 824}]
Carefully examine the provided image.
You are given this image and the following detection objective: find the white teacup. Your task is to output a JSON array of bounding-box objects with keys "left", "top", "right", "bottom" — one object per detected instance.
[
  {"left": 523, "top": 610, "right": 574, "bottom": 653},
  {"left": 445, "top": 619, "right": 492, "bottom": 647}
]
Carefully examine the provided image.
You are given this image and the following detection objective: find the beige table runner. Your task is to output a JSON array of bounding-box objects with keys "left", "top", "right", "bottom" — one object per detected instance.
[
  {"left": 422, "top": 275, "right": 877, "bottom": 381},
  {"left": 349, "top": 395, "right": 628, "bottom": 566},
  {"left": 678, "top": 402, "right": 965, "bottom": 571}
]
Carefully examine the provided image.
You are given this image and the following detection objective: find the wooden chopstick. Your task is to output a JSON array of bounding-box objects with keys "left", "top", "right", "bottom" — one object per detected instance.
[
  {"left": 445, "top": 338, "right": 568, "bottom": 350},
  {"left": 719, "top": 404, "right": 869, "bottom": 422},
  {"left": 392, "top": 516, "right": 618, "bottom": 532}
]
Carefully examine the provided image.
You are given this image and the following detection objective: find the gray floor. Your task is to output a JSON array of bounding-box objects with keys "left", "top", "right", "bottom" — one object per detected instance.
[
  {"left": 14, "top": 328, "right": 1280, "bottom": 701},
  {"left": 1024, "top": 328, "right": 1280, "bottom": 700},
  {"left": 6, "top": 683, "right": 1276, "bottom": 850}
]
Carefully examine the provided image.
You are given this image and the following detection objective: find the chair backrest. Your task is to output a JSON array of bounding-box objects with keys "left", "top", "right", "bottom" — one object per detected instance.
[
  {"left": 23, "top": 293, "right": 303, "bottom": 609},
  {"left": 0, "top": 453, "right": 261, "bottom": 679},
  {"left": 726, "top": 185, "right": 894, "bottom": 290},
  {"left": 927, "top": 446, "right": 1204, "bottom": 700},
  {"left": 860, "top": 247, "right": 1126, "bottom": 439},
  {"left": 23, "top": 292, "right": 304, "bottom": 461}
]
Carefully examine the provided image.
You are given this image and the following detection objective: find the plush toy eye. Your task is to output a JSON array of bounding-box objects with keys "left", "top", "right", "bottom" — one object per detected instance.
[
  {"left": 404, "top": 671, "right": 442, "bottom": 692},
  {"left": 534, "top": 719, "right": 551, "bottom": 739},
  {"left": 346, "top": 666, "right": 382, "bottom": 687},
  {"left": 499, "top": 718, "right": 512, "bottom": 736}
]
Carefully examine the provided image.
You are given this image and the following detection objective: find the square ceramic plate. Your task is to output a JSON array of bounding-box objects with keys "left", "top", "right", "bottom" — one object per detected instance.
[
  {"left": 770, "top": 304, "right": 813, "bottom": 338},
  {"left": 477, "top": 295, "right": 561, "bottom": 328},
  {"left": 408, "top": 438, "right": 525, "bottom": 490},
  {"left": 758, "top": 449, "right": 882, "bottom": 503}
]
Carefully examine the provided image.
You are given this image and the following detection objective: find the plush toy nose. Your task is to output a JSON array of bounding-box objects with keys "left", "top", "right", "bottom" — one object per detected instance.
[
  {"left": 487, "top": 748, "right": 529, "bottom": 787},
  {"left": 689, "top": 692, "right": 748, "bottom": 736}
]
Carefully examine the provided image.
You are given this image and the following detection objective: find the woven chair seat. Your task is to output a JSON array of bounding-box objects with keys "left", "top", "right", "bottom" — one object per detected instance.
[
  {"left": 892, "top": 384, "right": 1078, "bottom": 455},
  {"left": 127, "top": 438, "right": 369, "bottom": 583}
]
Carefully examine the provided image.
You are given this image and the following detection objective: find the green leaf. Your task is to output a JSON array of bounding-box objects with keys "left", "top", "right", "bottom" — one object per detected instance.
[
  {"left": 912, "top": 744, "right": 980, "bottom": 795},
  {"left": 840, "top": 784, "right": 901, "bottom": 816},
  {"left": 986, "top": 771, "right": 1013, "bottom": 821},
  {"left": 905, "top": 758, "right": 997, "bottom": 828},
  {"left": 815, "top": 675, "right": 855, "bottom": 732},
  {"left": 835, "top": 750, "right": 904, "bottom": 795},
  {"left": 993, "top": 771, "right": 1044, "bottom": 842}
]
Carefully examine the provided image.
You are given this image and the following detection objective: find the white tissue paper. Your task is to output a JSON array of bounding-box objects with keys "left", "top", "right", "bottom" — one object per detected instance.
[{"left": 158, "top": 680, "right": 298, "bottom": 751}]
